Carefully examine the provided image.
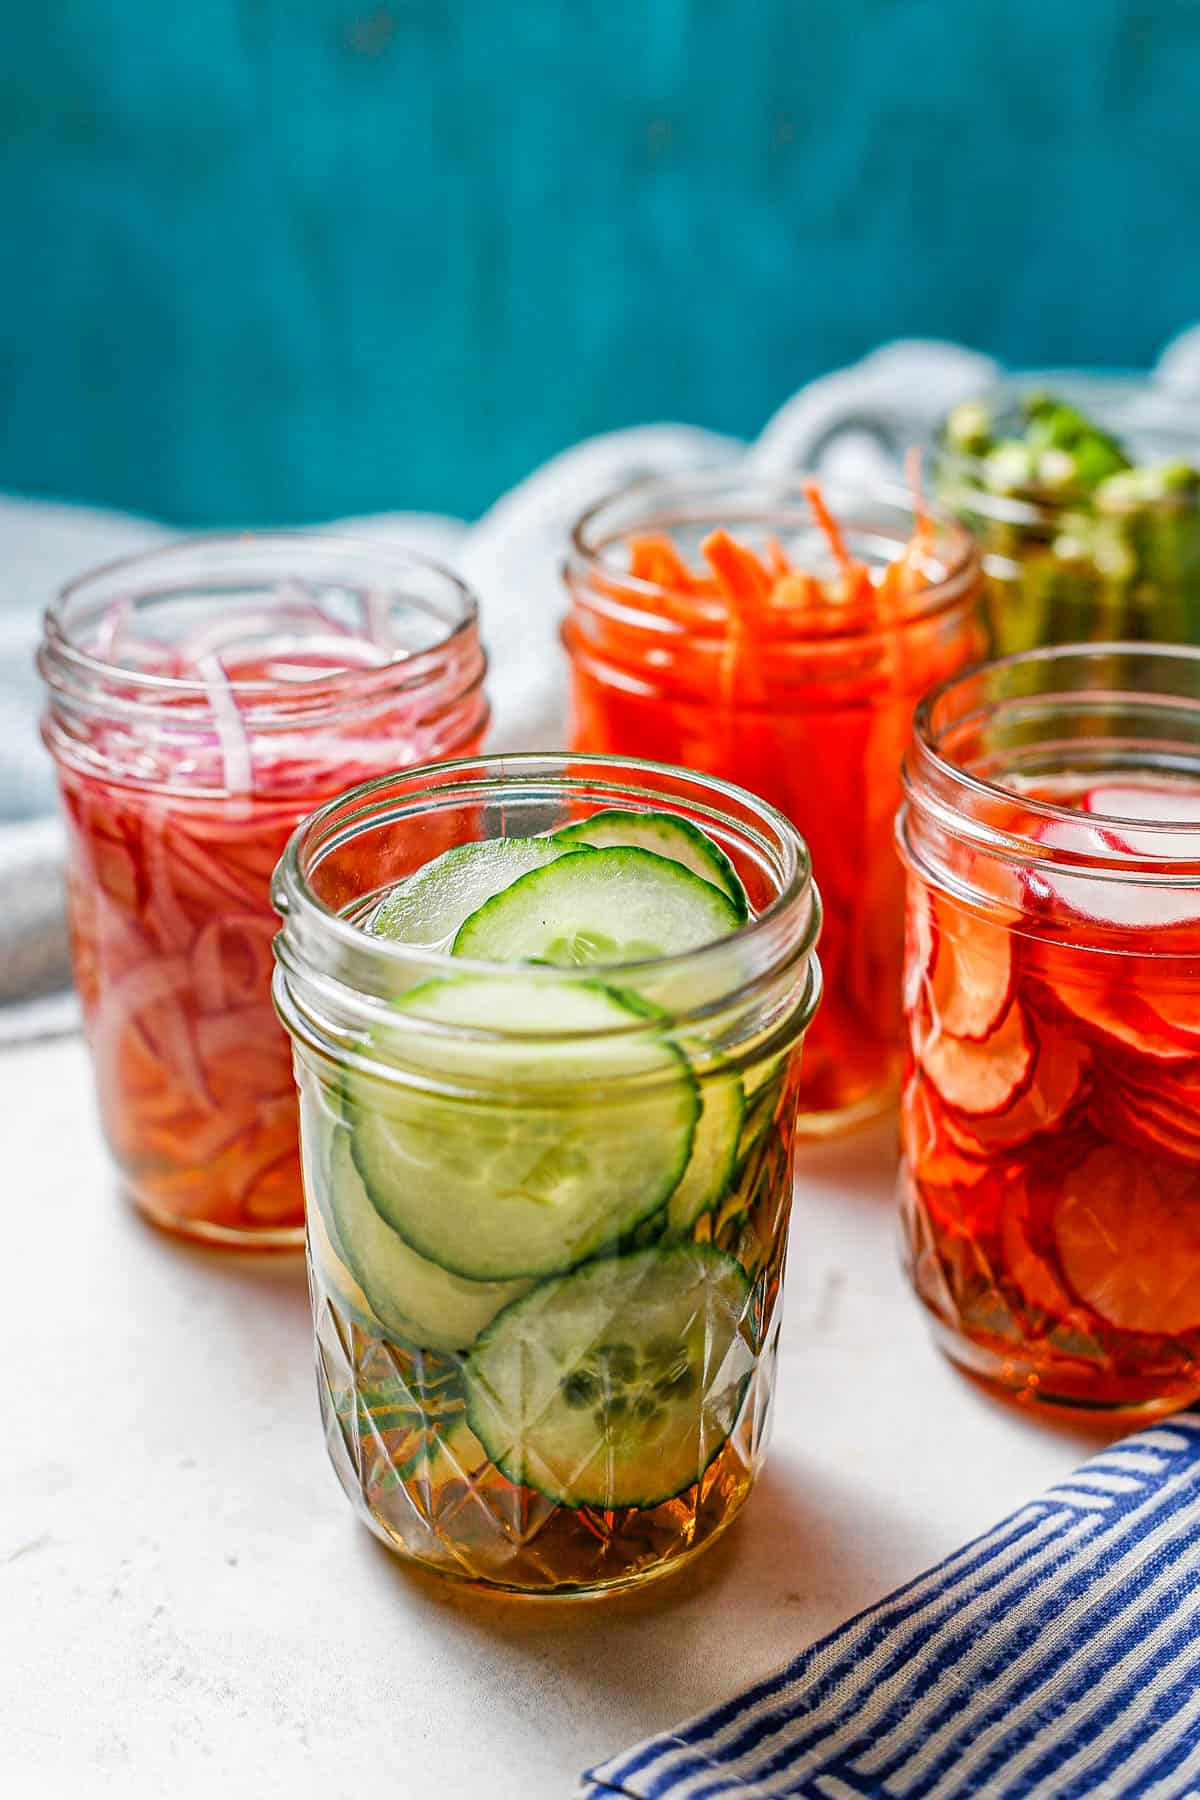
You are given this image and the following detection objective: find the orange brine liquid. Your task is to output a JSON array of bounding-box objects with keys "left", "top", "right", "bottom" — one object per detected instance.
[{"left": 565, "top": 483, "right": 982, "bottom": 1131}]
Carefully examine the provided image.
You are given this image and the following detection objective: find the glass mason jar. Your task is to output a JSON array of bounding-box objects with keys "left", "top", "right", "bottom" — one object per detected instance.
[
  {"left": 898, "top": 644, "right": 1200, "bottom": 1414},
  {"left": 562, "top": 474, "right": 982, "bottom": 1134},
  {"left": 39, "top": 536, "right": 488, "bottom": 1248},
  {"left": 937, "top": 374, "right": 1200, "bottom": 656},
  {"left": 271, "top": 753, "right": 821, "bottom": 1594}
]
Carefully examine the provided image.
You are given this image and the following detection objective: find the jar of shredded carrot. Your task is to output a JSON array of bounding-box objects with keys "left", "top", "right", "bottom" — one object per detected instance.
[
  {"left": 562, "top": 472, "right": 983, "bottom": 1132},
  {"left": 39, "top": 536, "right": 488, "bottom": 1246}
]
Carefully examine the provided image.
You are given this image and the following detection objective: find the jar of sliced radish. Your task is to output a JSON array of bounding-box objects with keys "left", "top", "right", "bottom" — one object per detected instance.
[
  {"left": 898, "top": 644, "right": 1200, "bottom": 1413},
  {"left": 39, "top": 537, "right": 488, "bottom": 1246}
]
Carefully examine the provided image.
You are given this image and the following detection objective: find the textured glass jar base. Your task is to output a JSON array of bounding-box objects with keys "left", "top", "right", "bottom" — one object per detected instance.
[
  {"left": 128, "top": 1179, "right": 305, "bottom": 1251},
  {"left": 314, "top": 1291, "right": 780, "bottom": 1598},
  {"left": 926, "top": 1316, "right": 1200, "bottom": 1420},
  {"left": 340, "top": 1433, "right": 758, "bottom": 1598},
  {"left": 902, "top": 1171, "right": 1200, "bottom": 1417}
]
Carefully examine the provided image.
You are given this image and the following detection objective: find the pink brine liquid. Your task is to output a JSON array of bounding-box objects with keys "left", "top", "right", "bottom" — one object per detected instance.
[{"left": 54, "top": 628, "right": 483, "bottom": 1246}]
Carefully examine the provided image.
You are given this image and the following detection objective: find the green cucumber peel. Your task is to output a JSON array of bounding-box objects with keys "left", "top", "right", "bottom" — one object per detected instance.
[
  {"left": 551, "top": 809, "right": 749, "bottom": 920},
  {"left": 451, "top": 845, "right": 742, "bottom": 966}
]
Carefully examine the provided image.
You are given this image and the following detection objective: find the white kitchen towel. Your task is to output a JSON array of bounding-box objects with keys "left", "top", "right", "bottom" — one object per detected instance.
[
  {"left": 579, "top": 1412, "right": 1200, "bottom": 1800},
  {"left": 4, "top": 328, "right": 1196, "bottom": 1036}
]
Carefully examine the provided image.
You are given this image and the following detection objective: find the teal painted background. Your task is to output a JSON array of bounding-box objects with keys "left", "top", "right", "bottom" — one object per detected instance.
[{"left": 2, "top": 1, "right": 1198, "bottom": 525}]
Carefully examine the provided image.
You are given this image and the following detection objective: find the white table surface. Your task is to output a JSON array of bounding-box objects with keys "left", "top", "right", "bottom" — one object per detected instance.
[{"left": 2, "top": 1034, "right": 1123, "bottom": 1800}]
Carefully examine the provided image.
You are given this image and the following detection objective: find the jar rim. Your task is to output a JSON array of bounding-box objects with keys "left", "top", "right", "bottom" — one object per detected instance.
[
  {"left": 905, "top": 641, "right": 1200, "bottom": 871},
  {"left": 273, "top": 750, "right": 821, "bottom": 1005},
  {"left": 565, "top": 469, "right": 981, "bottom": 641},
  {"left": 42, "top": 530, "right": 481, "bottom": 708},
  {"left": 938, "top": 371, "right": 1200, "bottom": 528}
]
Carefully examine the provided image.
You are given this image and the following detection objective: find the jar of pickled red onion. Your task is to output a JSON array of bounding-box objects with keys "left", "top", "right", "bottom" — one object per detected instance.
[{"left": 39, "top": 536, "right": 488, "bottom": 1247}]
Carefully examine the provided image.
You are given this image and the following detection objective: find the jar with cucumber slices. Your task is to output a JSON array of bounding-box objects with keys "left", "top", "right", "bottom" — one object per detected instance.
[
  {"left": 936, "top": 376, "right": 1200, "bottom": 654},
  {"left": 272, "top": 754, "right": 821, "bottom": 1594}
]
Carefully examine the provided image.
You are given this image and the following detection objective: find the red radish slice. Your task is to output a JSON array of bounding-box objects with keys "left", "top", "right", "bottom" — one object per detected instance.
[
  {"left": 1023, "top": 818, "right": 1113, "bottom": 908},
  {"left": 939, "top": 1106, "right": 995, "bottom": 1158},
  {"left": 1141, "top": 984, "right": 1200, "bottom": 1051},
  {"left": 1032, "top": 817, "right": 1113, "bottom": 855},
  {"left": 907, "top": 991, "right": 937, "bottom": 1060},
  {"left": 928, "top": 909, "right": 1014, "bottom": 1042},
  {"left": 1053, "top": 1145, "right": 1200, "bottom": 1334},
  {"left": 1085, "top": 782, "right": 1200, "bottom": 819},
  {"left": 1027, "top": 817, "right": 1200, "bottom": 930},
  {"left": 1085, "top": 783, "right": 1200, "bottom": 860},
  {"left": 903, "top": 884, "right": 936, "bottom": 1013},
  {"left": 901, "top": 1077, "right": 990, "bottom": 1191},
  {"left": 1001, "top": 1182, "right": 1078, "bottom": 1323},
  {"left": 1128, "top": 1061, "right": 1200, "bottom": 1112},
  {"left": 921, "top": 1002, "right": 1035, "bottom": 1116},
  {"left": 1044, "top": 974, "right": 1200, "bottom": 1066},
  {"left": 1102, "top": 1063, "right": 1200, "bottom": 1156},
  {"left": 1102, "top": 1085, "right": 1200, "bottom": 1167},
  {"left": 947, "top": 1022, "right": 1090, "bottom": 1152}
]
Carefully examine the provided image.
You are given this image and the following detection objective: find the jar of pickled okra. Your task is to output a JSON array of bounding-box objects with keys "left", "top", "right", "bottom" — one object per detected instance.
[
  {"left": 562, "top": 473, "right": 983, "bottom": 1134},
  {"left": 898, "top": 644, "right": 1200, "bottom": 1413},
  {"left": 272, "top": 753, "right": 821, "bottom": 1594},
  {"left": 937, "top": 375, "right": 1200, "bottom": 656},
  {"left": 39, "top": 536, "right": 488, "bottom": 1246}
]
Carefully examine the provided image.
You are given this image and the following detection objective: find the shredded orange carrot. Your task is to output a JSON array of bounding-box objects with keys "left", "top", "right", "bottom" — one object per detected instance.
[
  {"left": 621, "top": 483, "right": 931, "bottom": 630},
  {"left": 906, "top": 447, "right": 935, "bottom": 558},
  {"left": 614, "top": 500, "right": 936, "bottom": 877},
  {"left": 769, "top": 572, "right": 820, "bottom": 610},
  {"left": 629, "top": 534, "right": 716, "bottom": 596},
  {"left": 875, "top": 560, "right": 904, "bottom": 607},
  {"left": 802, "top": 479, "right": 877, "bottom": 604},
  {"left": 701, "top": 529, "right": 774, "bottom": 610},
  {"left": 696, "top": 530, "right": 773, "bottom": 726},
  {"left": 878, "top": 447, "right": 937, "bottom": 603},
  {"left": 765, "top": 536, "right": 792, "bottom": 581},
  {"left": 802, "top": 480, "right": 853, "bottom": 574}
]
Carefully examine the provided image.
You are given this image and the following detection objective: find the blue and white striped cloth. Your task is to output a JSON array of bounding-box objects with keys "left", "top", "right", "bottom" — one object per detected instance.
[{"left": 581, "top": 1414, "right": 1200, "bottom": 1800}]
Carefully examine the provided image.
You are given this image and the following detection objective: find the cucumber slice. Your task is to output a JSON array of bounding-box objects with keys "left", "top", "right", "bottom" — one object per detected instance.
[
  {"left": 347, "top": 977, "right": 700, "bottom": 1280},
  {"left": 452, "top": 847, "right": 741, "bottom": 965},
  {"left": 744, "top": 1049, "right": 788, "bottom": 1102},
  {"left": 329, "top": 1129, "right": 529, "bottom": 1349},
  {"left": 553, "top": 810, "right": 748, "bottom": 920},
  {"left": 464, "top": 1244, "right": 753, "bottom": 1509},
  {"left": 735, "top": 1086, "right": 776, "bottom": 1170},
  {"left": 309, "top": 1112, "right": 354, "bottom": 1273},
  {"left": 308, "top": 1176, "right": 379, "bottom": 1333},
  {"left": 666, "top": 1066, "right": 745, "bottom": 1235},
  {"left": 368, "top": 837, "right": 584, "bottom": 948}
]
